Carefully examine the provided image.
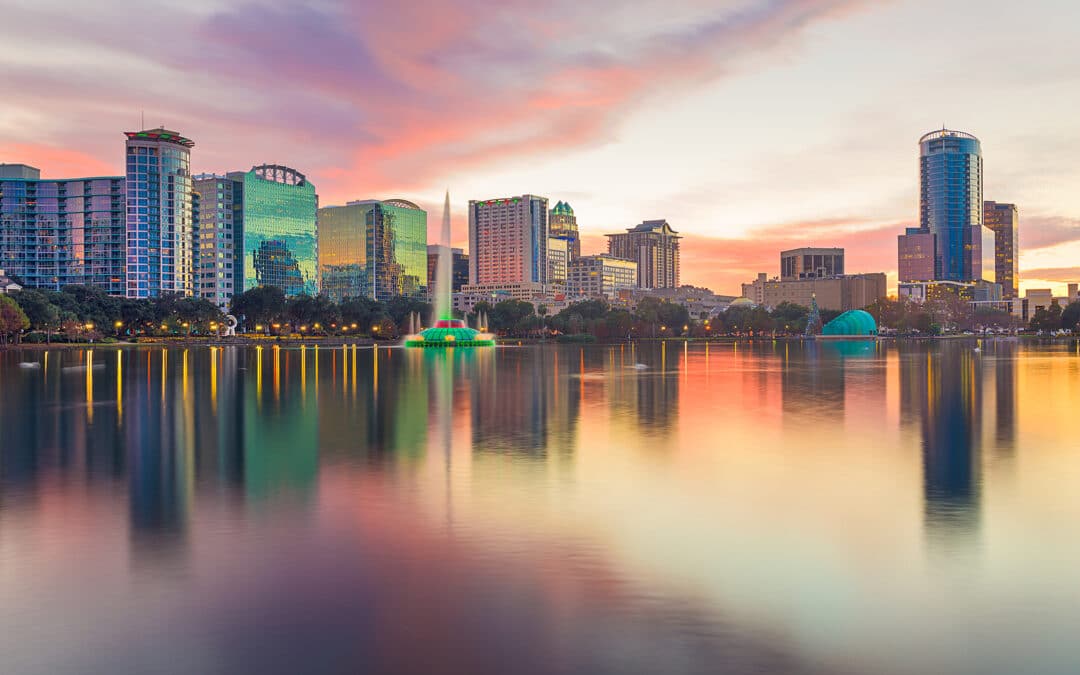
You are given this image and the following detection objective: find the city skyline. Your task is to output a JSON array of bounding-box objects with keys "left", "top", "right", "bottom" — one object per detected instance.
[{"left": 2, "top": 1, "right": 1079, "bottom": 295}]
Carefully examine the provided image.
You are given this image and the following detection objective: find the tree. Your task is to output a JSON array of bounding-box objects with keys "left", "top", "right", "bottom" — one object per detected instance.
[
  {"left": 231, "top": 286, "right": 286, "bottom": 330},
  {"left": 488, "top": 300, "right": 535, "bottom": 335},
  {"left": 0, "top": 295, "right": 30, "bottom": 345},
  {"left": 11, "top": 289, "right": 60, "bottom": 343},
  {"left": 1061, "top": 301, "right": 1080, "bottom": 332}
]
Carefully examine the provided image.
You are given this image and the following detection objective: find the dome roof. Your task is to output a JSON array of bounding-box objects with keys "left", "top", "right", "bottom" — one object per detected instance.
[
  {"left": 822, "top": 309, "right": 877, "bottom": 336},
  {"left": 552, "top": 200, "right": 574, "bottom": 216},
  {"left": 729, "top": 297, "right": 755, "bottom": 308}
]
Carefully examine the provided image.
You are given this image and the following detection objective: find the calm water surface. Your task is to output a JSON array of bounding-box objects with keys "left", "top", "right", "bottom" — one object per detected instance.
[{"left": 1, "top": 340, "right": 1079, "bottom": 675}]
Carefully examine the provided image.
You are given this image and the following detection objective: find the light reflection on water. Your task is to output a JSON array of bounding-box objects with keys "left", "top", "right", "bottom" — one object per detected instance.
[{"left": 1, "top": 340, "right": 1079, "bottom": 674}]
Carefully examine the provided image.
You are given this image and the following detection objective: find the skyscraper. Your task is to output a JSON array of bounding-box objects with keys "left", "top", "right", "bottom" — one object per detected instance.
[
  {"left": 897, "top": 229, "right": 936, "bottom": 282},
  {"left": 317, "top": 202, "right": 372, "bottom": 303},
  {"left": 233, "top": 165, "right": 318, "bottom": 297},
  {"left": 606, "top": 219, "right": 680, "bottom": 289},
  {"left": 0, "top": 164, "right": 126, "bottom": 293},
  {"left": 983, "top": 201, "right": 1019, "bottom": 299},
  {"left": 916, "top": 129, "right": 985, "bottom": 282},
  {"left": 427, "top": 246, "right": 469, "bottom": 294},
  {"left": 367, "top": 199, "right": 427, "bottom": 301},
  {"left": 547, "top": 236, "right": 568, "bottom": 288},
  {"left": 468, "top": 195, "right": 548, "bottom": 286},
  {"left": 192, "top": 174, "right": 242, "bottom": 308},
  {"left": 780, "top": 247, "right": 844, "bottom": 280},
  {"left": 124, "top": 128, "right": 195, "bottom": 297},
  {"left": 549, "top": 200, "right": 580, "bottom": 261},
  {"left": 317, "top": 199, "right": 427, "bottom": 302}
]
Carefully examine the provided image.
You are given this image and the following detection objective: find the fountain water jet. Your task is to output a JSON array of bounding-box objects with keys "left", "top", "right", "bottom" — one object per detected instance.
[{"left": 404, "top": 191, "right": 495, "bottom": 348}]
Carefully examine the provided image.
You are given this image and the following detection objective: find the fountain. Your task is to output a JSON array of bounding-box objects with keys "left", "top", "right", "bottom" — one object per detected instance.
[{"left": 404, "top": 191, "right": 495, "bottom": 348}]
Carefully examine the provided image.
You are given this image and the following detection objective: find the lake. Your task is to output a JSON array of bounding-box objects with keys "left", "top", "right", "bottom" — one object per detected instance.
[{"left": 1, "top": 340, "right": 1078, "bottom": 675}]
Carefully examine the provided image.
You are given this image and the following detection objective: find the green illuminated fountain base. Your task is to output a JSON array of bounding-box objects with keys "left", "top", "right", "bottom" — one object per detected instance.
[{"left": 404, "top": 319, "right": 495, "bottom": 348}]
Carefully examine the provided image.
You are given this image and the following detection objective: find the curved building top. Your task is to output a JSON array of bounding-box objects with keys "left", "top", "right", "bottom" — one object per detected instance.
[{"left": 919, "top": 128, "right": 981, "bottom": 155}]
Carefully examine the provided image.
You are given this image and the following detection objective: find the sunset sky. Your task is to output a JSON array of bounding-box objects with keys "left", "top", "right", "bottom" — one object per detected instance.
[{"left": 2, "top": 0, "right": 1078, "bottom": 295}]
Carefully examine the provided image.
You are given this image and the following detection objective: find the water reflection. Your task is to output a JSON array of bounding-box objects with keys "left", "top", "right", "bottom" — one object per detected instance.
[{"left": 2, "top": 341, "right": 1078, "bottom": 675}]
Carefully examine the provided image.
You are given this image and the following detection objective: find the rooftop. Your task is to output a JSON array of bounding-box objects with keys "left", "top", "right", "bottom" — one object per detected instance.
[
  {"left": 919, "top": 128, "right": 979, "bottom": 144},
  {"left": 124, "top": 128, "right": 194, "bottom": 148}
]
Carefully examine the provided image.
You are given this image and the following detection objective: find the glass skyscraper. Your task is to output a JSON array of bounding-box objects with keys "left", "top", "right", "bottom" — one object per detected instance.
[
  {"left": 0, "top": 164, "right": 126, "bottom": 293},
  {"left": 124, "top": 128, "right": 195, "bottom": 297},
  {"left": 917, "top": 129, "right": 984, "bottom": 282},
  {"left": 233, "top": 165, "right": 318, "bottom": 297},
  {"left": 317, "top": 202, "right": 373, "bottom": 302},
  {"left": 317, "top": 199, "right": 427, "bottom": 302},
  {"left": 370, "top": 199, "right": 427, "bottom": 301}
]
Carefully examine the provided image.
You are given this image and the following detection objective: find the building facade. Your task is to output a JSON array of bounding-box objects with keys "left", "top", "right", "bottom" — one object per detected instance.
[
  {"left": 549, "top": 200, "right": 580, "bottom": 261},
  {"left": 916, "top": 129, "right": 985, "bottom": 282},
  {"left": 192, "top": 174, "right": 242, "bottom": 308},
  {"left": 124, "top": 128, "right": 195, "bottom": 297},
  {"left": 468, "top": 195, "right": 548, "bottom": 287},
  {"left": 234, "top": 165, "right": 318, "bottom": 297},
  {"left": 567, "top": 254, "right": 637, "bottom": 299},
  {"left": 780, "top": 247, "right": 844, "bottom": 280},
  {"left": 983, "top": 201, "right": 1019, "bottom": 299},
  {"left": 606, "top": 220, "right": 680, "bottom": 289},
  {"left": 0, "top": 165, "right": 126, "bottom": 294}
]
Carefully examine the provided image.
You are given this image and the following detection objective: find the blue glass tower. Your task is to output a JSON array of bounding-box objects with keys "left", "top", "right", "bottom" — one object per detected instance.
[{"left": 918, "top": 129, "right": 984, "bottom": 282}]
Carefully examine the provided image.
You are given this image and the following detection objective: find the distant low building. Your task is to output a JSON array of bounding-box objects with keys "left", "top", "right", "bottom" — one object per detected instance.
[
  {"left": 566, "top": 254, "right": 636, "bottom": 300},
  {"left": 741, "top": 273, "right": 886, "bottom": 312},
  {"left": 624, "top": 285, "right": 735, "bottom": 317}
]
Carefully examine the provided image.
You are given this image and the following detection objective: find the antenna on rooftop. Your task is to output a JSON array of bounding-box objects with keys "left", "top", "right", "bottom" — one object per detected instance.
[{"left": 140, "top": 110, "right": 145, "bottom": 130}]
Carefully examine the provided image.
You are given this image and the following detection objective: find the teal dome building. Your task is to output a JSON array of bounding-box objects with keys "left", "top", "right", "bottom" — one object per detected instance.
[{"left": 822, "top": 309, "right": 878, "bottom": 336}]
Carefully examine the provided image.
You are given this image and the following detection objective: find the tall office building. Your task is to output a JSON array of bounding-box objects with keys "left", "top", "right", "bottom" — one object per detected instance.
[
  {"left": 317, "top": 199, "right": 427, "bottom": 302},
  {"left": 912, "top": 129, "right": 986, "bottom": 282},
  {"left": 0, "top": 164, "right": 126, "bottom": 293},
  {"left": 232, "top": 165, "right": 318, "bottom": 297},
  {"left": 983, "top": 201, "right": 1019, "bottom": 299},
  {"left": 549, "top": 200, "right": 580, "bottom": 261},
  {"left": 318, "top": 202, "right": 371, "bottom": 302},
  {"left": 897, "top": 229, "right": 936, "bottom": 282},
  {"left": 468, "top": 195, "right": 548, "bottom": 286},
  {"left": 192, "top": 174, "right": 242, "bottom": 308},
  {"left": 547, "top": 236, "right": 568, "bottom": 288},
  {"left": 780, "top": 247, "right": 844, "bottom": 280},
  {"left": 124, "top": 128, "right": 195, "bottom": 297},
  {"left": 606, "top": 219, "right": 680, "bottom": 289},
  {"left": 368, "top": 199, "right": 427, "bottom": 301}
]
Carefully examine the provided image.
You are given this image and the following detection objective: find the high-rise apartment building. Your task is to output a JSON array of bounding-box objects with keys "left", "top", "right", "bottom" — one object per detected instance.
[
  {"left": 468, "top": 195, "right": 548, "bottom": 286},
  {"left": 567, "top": 254, "right": 637, "bottom": 299},
  {"left": 915, "top": 129, "right": 986, "bottom": 282},
  {"left": 233, "top": 165, "right": 318, "bottom": 297},
  {"left": 983, "top": 201, "right": 1019, "bottom": 299},
  {"left": 0, "top": 164, "right": 126, "bottom": 293},
  {"left": 192, "top": 174, "right": 242, "bottom": 308},
  {"left": 317, "top": 199, "right": 427, "bottom": 302},
  {"left": 124, "top": 128, "right": 195, "bottom": 297},
  {"left": 780, "top": 247, "right": 844, "bottom": 280},
  {"left": 606, "top": 220, "right": 680, "bottom": 289},
  {"left": 549, "top": 200, "right": 580, "bottom": 261}
]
